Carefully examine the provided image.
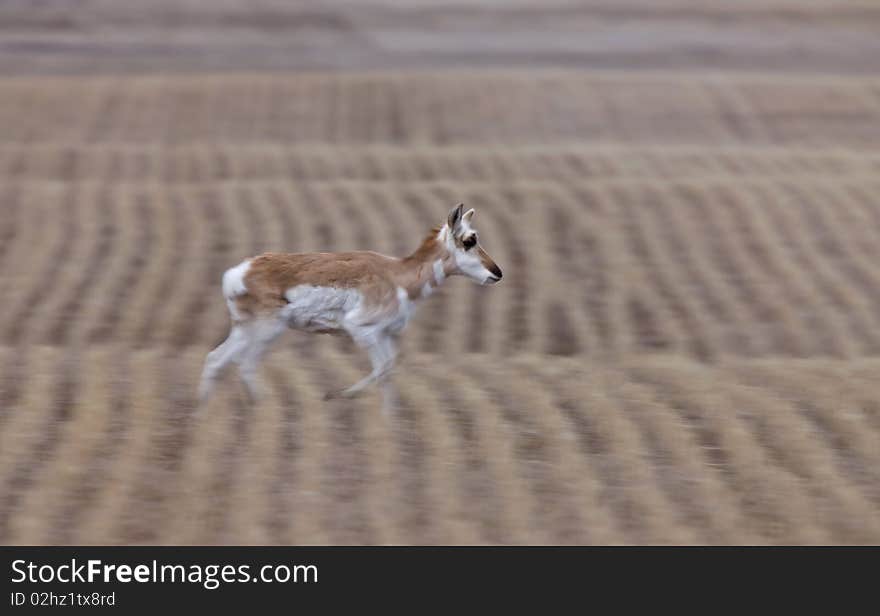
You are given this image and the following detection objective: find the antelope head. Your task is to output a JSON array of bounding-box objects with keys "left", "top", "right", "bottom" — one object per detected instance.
[{"left": 443, "top": 204, "right": 502, "bottom": 285}]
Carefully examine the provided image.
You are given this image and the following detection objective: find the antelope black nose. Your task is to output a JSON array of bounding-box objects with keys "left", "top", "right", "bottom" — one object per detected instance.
[{"left": 488, "top": 263, "right": 502, "bottom": 279}]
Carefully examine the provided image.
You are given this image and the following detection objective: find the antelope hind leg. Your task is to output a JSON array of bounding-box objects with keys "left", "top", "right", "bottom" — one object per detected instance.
[
  {"left": 198, "top": 325, "right": 248, "bottom": 403},
  {"left": 237, "top": 318, "right": 287, "bottom": 402}
]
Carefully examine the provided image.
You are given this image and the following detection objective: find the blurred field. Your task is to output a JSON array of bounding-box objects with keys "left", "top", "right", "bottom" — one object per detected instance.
[
  {"left": 2, "top": 4, "right": 880, "bottom": 545},
  {"left": 2, "top": 0, "right": 880, "bottom": 74}
]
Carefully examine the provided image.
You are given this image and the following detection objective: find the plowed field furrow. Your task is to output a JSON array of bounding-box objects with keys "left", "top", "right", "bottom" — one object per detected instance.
[
  {"left": 645, "top": 184, "right": 740, "bottom": 355},
  {"left": 831, "top": 185, "right": 880, "bottom": 266},
  {"left": 0, "top": 185, "right": 20, "bottom": 267},
  {"left": 0, "top": 74, "right": 877, "bottom": 146},
  {"left": 746, "top": 184, "right": 865, "bottom": 357},
  {"left": 841, "top": 363, "right": 880, "bottom": 436},
  {"left": 0, "top": 345, "right": 878, "bottom": 543},
  {"left": 80, "top": 188, "right": 140, "bottom": 345},
  {"left": 626, "top": 360, "right": 830, "bottom": 543},
  {"left": 719, "top": 185, "right": 844, "bottom": 357},
  {"left": 266, "top": 185, "right": 300, "bottom": 250},
  {"left": 543, "top": 195, "right": 598, "bottom": 355},
  {"left": 613, "top": 375, "right": 750, "bottom": 543},
  {"left": 763, "top": 185, "right": 880, "bottom": 355},
  {"left": 649, "top": 185, "right": 751, "bottom": 356},
  {"left": 736, "top": 365, "right": 880, "bottom": 507},
  {"left": 0, "top": 190, "right": 45, "bottom": 322},
  {"left": 3, "top": 63, "right": 880, "bottom": 544},
  {"left": 169, "top": 187, "right": 232, "bottom": 349},
  {"left": 518, "top": 186, "right": 582, "bottom": 357},
  {"left": 420, "top": 370, "right": 508, "bottom": 544},
  {"left": 470, "top": 364, "right": 583, "bottom": 544},
  {"left": 493, "top": 190, "right": 533, "bottom": 354},
  {"left": 4, "top": 145, "right": 879, "bottom": 183},
  {"left": 200, "top": 392, "right": 255, "bottom": 544},
  {"left": 680, "top": 183, "right": 803, "bottom": 357},
  {"left": 132, "top": 352, "right": 200, "bottom": 543},
  {"left": 615, "top": 186, "right": 707, "bottom": 358},
  {"left": 450, "top": 368, "right": 538, "bottom": 543},
  {"left": 527, "top": 363, "right": 624, "bottom": 544},
  {"left": 561, "top": 367, "right": 697, "bottom": 544},
  {"left": 0, "top": 347, "right": 51, "bottom": 534},
  {"left": 44, "top": 187, "right": 116, "bottom": 345},
  {"left": 387, "top": 385, "right": 434, "bottom": 544},
  {"left": 737, "top": 81, "right": 880, "bottom": 147},
  {"left": 0, "top": 350, "right": 77, "bottom": 543},
  {"left": 49, "top": 349, "right": 130, "bottom": 545},
  {"left": 788, "top": 182, "right": 880, "bottom": 343},
  {"left": 4, "top": 187, "right": 77, "bottom": 346},
  {"left": 404, "top": 363, "right": 481, "bottom": 544},
  {"left": 262, "top": 366, "right": 301, "bottom": 545},
  {"left": 1, "top": 175, "right": 880, "bottom": 361},
  {"left": 274, "top": 349, "right": 333, "bottom": 545},
  {"left": 24, "top": 186, "right": 100, "bottom": 346},
  {"left": 727, "top": 365, "right": 880, "bottom": 543},
  {"left": 14, "top": 348, "right": 112, "bottom": 544},
  {"left": 701, "top": 80, "right": 764, "bottom": 143},
  {"left": 128, "top": 189, "right": 181, "bottom": 348},
  {"left": 311, "top": 331, "right": 376, "bottom": 544}
]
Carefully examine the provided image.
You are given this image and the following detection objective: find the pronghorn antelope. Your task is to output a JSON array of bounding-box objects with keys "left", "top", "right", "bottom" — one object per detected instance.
[{"left": 198, "top": 204, "right": 502, "bottom": 407}]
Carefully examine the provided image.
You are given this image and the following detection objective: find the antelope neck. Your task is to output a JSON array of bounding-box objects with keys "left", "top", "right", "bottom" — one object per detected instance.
[{"left": 398, "top": 235, "right": 450, "bottom": 300}]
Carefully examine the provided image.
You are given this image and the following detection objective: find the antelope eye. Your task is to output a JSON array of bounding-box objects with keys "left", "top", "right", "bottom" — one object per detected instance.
[{"left": 463, "top": 236, "right": 477, "bottom": 249}]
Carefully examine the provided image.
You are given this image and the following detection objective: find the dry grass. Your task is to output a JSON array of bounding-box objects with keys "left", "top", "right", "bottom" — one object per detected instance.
[{"left": 2, "top": 70, "right": 880, "bottom": 544}]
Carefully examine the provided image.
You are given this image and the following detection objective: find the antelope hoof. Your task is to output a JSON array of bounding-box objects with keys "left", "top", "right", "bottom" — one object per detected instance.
[{"left": 325, "top": 388, "right": 360, "bottom": 401}]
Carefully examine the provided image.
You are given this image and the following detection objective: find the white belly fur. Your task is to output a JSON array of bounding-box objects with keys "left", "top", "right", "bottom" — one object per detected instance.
[
  {"left": 279, "top": 284, "right": 417, "bottom": 337},
  {"left": 281, "top": 285, "right": 362, "bottom": 332}
]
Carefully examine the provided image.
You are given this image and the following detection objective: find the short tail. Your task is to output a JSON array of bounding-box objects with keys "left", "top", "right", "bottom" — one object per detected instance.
[
  {"left": 222, "top": 259, "right": 252, "bottom": 321},
  {"left": 222, "top": 259, "right": 251, "bottom": 299}
]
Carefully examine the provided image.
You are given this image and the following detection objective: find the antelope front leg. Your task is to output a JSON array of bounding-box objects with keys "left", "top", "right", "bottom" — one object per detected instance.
[
  {"left": 377, "top": 335, "right": 400, "bottom": 416},
  {"left": 325, "top": 334, "right": 397, "bottom": 400}
]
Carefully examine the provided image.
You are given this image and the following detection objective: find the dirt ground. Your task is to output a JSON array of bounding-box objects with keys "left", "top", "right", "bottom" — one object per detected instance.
[{"left": 1, "top": 1, "right": 879, "bottom": 544}]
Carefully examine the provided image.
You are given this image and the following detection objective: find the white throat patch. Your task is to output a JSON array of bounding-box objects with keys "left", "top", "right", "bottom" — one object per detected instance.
[{"left": 432, "top": 259, "right": 445, "bottom": 285}]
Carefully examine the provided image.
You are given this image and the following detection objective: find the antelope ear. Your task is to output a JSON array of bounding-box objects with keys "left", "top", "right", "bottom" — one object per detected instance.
[
  {"left": 447, "top": 203, "right": 464, "bottom": 230},
  {"left": 462, "top": 208, "right": 475, "bottom": 224}
]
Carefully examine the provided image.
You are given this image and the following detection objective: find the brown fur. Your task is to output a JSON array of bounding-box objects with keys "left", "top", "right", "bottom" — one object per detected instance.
[
  {"left": 238, "top": 230, "right": 449, "bottom": 317},
  {"left": 404, "top": 226, "right": 444, "bottom": 263}
]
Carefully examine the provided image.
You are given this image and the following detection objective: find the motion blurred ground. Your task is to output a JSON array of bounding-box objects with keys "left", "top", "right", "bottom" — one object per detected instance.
[{"left": 1, "top": 1, "right": 879, "bottom": 544}]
